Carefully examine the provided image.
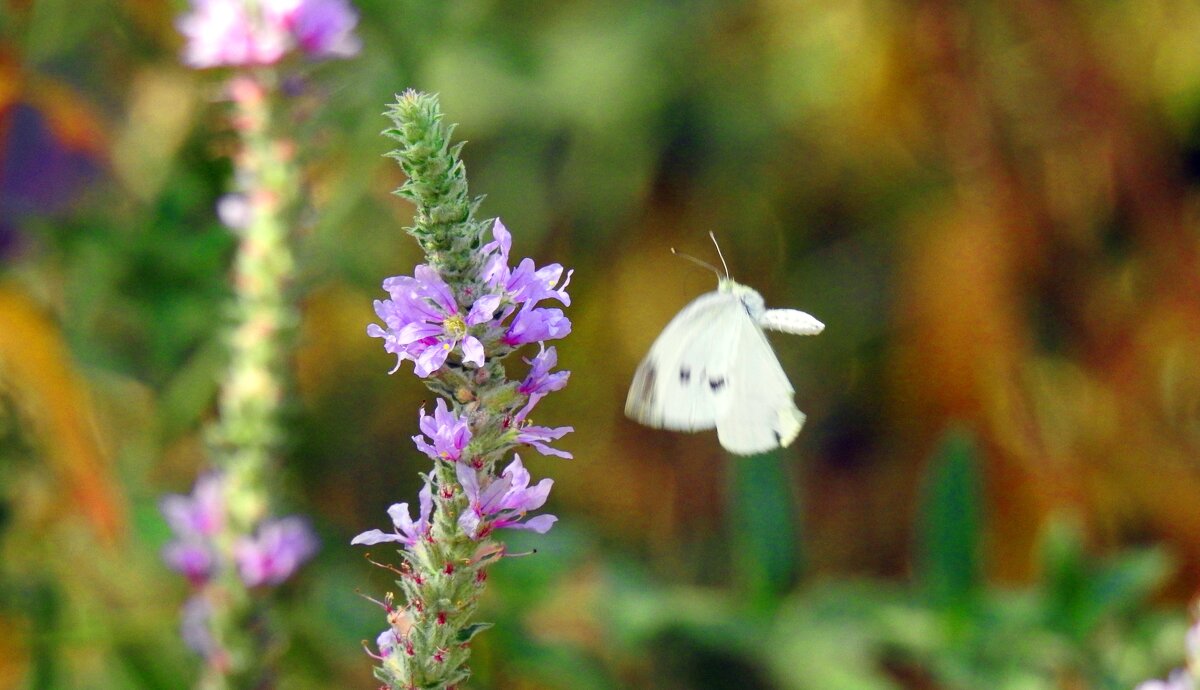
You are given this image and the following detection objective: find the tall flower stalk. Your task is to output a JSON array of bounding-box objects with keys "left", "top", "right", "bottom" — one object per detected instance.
[
  {"left": 162, "top": 2, "right": 360, "bottom": 687},
  {"left": 355, "top": 90, "right": 573, "bottom": 689}
]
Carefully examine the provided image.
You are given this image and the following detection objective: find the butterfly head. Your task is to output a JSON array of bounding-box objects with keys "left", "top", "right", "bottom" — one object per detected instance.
[{"left": 719, "top": 277, "right": 766, "bottom": 318}]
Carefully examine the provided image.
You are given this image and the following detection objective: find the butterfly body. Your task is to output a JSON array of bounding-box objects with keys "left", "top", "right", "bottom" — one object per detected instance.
[{"left": 625, "top": 277, "right": 823, "bottom": 455}]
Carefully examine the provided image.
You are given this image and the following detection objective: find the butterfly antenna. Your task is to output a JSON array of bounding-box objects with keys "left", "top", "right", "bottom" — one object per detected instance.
[
  {"left": 670, "top": 247, "right": 722, "bottom": 280},
  {"left": 708, "top": 231, "right": 730, "bottom": 278}
]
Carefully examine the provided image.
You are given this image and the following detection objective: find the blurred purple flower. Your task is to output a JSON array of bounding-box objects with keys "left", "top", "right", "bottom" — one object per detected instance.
[
  {"left": 179, "top": 0, "right": 288, "bottom": 67},
  {"left": 376, "top": 629, "right": 398, "bottom": 659},
  {"left": 181, "top": 595, "right": 219, "bottom": 658},
  {"left": 216, "top": 193, "right": 252, "bottom": 230},
  {"left": 288, "top": 0, "right": 362, "bottom": 58},
  {"left": 163, "top": 541, "right": 216, "bottom": 585},
  {"left": 161, "top": 473, "right": 225, "bottom": 539},
  {"left": 351, "top": 484, "right": 434, "bottom": 549},
  {"left": 178, "top": 0, "right": 360, "bottom": 68},
  {"left": 1136, "top": 671, "right": 1193, "bottom": 690},
  {"left": 368, "top": 265, "right": 500, "bottom": 377},
  {"left": 456, "top": 456, "right": 556, "bottom": 539},
  {"left": 412, "top": 399, "right": 472, "bottom": 462},
  {"left": 0, "top": 103, "right": 99, "bottom": 264},
  {"left": 234, "top": 516, "right": 318, "bottom": 587}
]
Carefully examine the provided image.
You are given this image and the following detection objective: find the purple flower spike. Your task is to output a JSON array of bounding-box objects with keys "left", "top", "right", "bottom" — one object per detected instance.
[
  {"left": 369, "top": 265, "right": 496, "bottom": 377},
  {"left": 161, "top": 473, "right": 226, "bottom": 539},
  {"left": 413, "top": 399, "right": 472, "bottom": 462},
  {"left": 456, "top": 455, "right": 556, "bottom": 539},
  {"left": 234, "top": 516, "right": 318, "bottom": 587},
  {"left": 503, "top": 305, "right": 571, "bottom": 346},
  {"left": 352, "top": 483, "right": 434, "bottom": 548}
]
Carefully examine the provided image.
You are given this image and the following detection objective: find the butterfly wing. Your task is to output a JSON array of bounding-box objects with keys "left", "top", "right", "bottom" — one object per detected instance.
[
  {"left": 759, "top": 308, "right": 824, "bottom": 335},
  {"left": 625, "top": 291, "right": 743, "bottom": 431},
  {"left": 712, "top": 313, "right": 806, "bottom": 455}
]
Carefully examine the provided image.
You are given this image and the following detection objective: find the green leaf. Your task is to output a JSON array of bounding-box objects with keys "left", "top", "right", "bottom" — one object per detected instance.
[
  {"left": 1039, "top": 516, "right": 1090, "bottom": 640},
  {"left": 457, "top": 621, "right": 494, "bottom": 643},
  {"left": 917, "top": 428, "right": 982, "bottom": 612},
  {"left": 728, "top": 450, "right": 801, "bottom": 611},
  {"left": 1090, "top": 548, "right": 1171, "bottom": 616}
]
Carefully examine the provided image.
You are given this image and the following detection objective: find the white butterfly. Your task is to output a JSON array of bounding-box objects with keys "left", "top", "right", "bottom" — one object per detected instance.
[{"left": 624, "top": 239, "right": 824, "bottom": 455}]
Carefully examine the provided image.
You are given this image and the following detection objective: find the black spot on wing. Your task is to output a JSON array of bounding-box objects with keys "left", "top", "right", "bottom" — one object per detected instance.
[
  {"left": 679, "top": 367, "right": 691, "bottom": 384},
  {"left": 709, "top": 376, "right": 726, "bottom": 392}
]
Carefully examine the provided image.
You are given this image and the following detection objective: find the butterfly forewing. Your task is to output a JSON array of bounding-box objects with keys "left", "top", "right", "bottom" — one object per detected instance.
[{"left": 625, "top": 292, "right": 743, "bottom": 431}]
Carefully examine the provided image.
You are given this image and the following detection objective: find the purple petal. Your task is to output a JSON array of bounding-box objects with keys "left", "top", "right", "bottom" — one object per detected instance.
[
  {"left": 290, "top": 0, "right": 362, "bottom": 58},
  {"left": 350, "top": 529, "right": 405, "bottom": 546},
  {"left": 377, "top": 629, "right": 398, "bottom": 659},
  {"left": 181, "top": 595, "right": 216, "bottom": 658},
  {"left": 414, "top": 342, "right": 450, "bottom": 377},
  {"left": 466, "top": 293, "right": 502, "bottom": 325},
  {"left": 416, "top": 483, "right": 434, "bottom": 525},
  {"left": 458, "top": 509, "right": 485, "bottom": 539},
  {"left": 387, "top": 502, "right": 416, "bottom": 538},
  {"left": 413, "top": 265, "right": 457, "bottom": 313},
  {"left": 163, "top": 541, "right": 214, "bottom": 584},
  {"left": 396, "top": 321, "right": 442, "bottom": 345},
  {"left": 461, "top": 336, "right": 485, "bottom": 367},
  {"left": 456, "top": 461, "right": 481, "bottom": 501},
  {"left": 519, "top": 514, "right": 558, "bottom": 533}
]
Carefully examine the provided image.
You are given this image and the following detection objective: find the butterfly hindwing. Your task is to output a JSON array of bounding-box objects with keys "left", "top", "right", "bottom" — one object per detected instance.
[
  {"left": 714, "top": 311, "right": 805, "bottom": 455},
  {"left": 625, "top": 291, "right": 743, "bottom": 431}
]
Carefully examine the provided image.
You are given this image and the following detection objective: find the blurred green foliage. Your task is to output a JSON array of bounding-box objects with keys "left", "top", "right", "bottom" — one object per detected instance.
[{"left": 2, "top": 0, "right": 1200, "bottom": 687}]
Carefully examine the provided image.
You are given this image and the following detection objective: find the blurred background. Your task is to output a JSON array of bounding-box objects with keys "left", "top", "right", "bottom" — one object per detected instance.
[{"left": 3, "top": 0, "right": 1200, "bottom": 687}]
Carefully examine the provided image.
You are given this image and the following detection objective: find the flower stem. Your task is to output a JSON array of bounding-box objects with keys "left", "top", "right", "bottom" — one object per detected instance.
[{"left": 201, "top": 70, "right": 299, "bottom": 690}]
